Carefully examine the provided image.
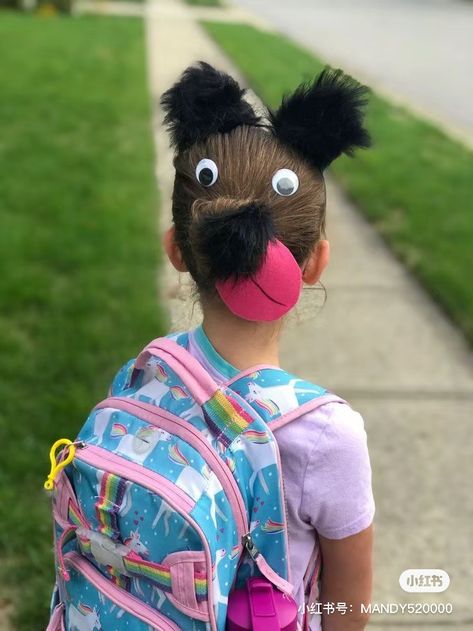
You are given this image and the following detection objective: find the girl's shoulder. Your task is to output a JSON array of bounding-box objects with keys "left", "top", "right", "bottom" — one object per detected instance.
[
  {"left": 295, "top": 399, "right": 374, "bottom": 538},
  {"left": 273, "top": 387, "right": 374, "bottom": 539},
  {"left": 273, "top": 396, "right": 367, "bottom": 458}
]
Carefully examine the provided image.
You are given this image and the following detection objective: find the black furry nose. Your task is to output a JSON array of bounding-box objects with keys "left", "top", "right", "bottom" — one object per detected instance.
[{"left": 192, "top": 202, "right": 276, "bottom": 281}]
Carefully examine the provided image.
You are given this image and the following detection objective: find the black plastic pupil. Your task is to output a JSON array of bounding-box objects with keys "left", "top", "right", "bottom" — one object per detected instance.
[
  {"left": 199, "top": 168, "right": 214, "bottom": 186},
  {"left": 277, "top": 177, "right": 294, "bottom": 195}
]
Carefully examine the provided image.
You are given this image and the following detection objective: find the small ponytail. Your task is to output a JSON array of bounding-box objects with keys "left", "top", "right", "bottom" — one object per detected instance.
[
  {"left": 189, "top": 199, "right": 302, "bottom": 322},
  {"left": 190, "top": 202, "right": 275, "bottom": 285}
]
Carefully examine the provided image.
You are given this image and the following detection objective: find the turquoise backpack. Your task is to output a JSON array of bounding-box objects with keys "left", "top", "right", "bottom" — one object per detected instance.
[{"left": 45, "top": 334, "right": 342, "bottom": 630}]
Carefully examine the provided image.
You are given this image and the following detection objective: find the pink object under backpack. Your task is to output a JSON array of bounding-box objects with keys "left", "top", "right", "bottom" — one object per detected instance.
[{"left": 227, "top": 577, "right": 298, "bottom": 630}]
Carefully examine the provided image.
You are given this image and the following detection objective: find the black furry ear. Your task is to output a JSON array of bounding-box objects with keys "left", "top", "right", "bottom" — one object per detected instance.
[
  {"left": 160, "top": 61, "right": 261, "bottom": 152},
  {"left": 269, "top": 68, "right": 371, "bottom": 171}
]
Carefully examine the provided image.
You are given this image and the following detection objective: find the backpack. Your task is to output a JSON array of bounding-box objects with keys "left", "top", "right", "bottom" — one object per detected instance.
[{"left": 45, "top": 334, "right": 343, "bottom": 631}]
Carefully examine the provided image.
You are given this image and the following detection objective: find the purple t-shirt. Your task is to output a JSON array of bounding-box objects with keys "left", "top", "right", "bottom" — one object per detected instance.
[{"left": 182, "top": 326, "right": 375, "bottom": 629}]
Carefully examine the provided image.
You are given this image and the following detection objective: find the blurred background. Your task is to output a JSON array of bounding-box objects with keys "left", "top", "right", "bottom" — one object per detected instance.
[{"left": 0, "top": 0, "right": 472, "bottom": 629}]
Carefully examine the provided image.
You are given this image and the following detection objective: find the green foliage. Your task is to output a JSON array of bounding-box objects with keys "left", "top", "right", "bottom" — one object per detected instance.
[
  {"left": 0, "top": 14, "right": 166, "bottom": 629},
  {"left": 37, "top": 0, "right": 74, "bottom": 14},
  {"left": 185, "top": 0, "right": 223, "bottom": 7},
  {"left": 0, "top": 0, "right": 73, "bottom": 14},
  {"left": 0, "top": 0, "right": 22, "bottom": 8},
  {"left": 203, "top": 22, "right": 473, "bottom": 343}
]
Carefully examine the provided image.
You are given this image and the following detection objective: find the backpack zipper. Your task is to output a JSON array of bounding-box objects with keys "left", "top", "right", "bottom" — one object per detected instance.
[
  {"left": 63, "top": 551, "right": 181, "bottom": 631},
  {"left": 75, "top": 444, "right": 194, "bottom": 513},
  {"left": 94, "top": 396, "right": 248, "bottom": 547}
]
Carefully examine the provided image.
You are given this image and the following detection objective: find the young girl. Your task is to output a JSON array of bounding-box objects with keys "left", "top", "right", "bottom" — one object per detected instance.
[
  {"left": 46, "top": 61, "right": 374, "bottom": 631},
  {"left": 159, "top": 62, "right": 375, "bottom": 630}
]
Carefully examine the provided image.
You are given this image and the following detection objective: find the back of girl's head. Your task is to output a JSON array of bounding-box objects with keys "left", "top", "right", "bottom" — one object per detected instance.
[{"left": 161, "top": 62, "right": 371, "bottom": 321}]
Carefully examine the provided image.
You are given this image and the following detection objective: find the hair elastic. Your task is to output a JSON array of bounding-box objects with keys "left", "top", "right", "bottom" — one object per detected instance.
[{"left": 215, "top": 240, "right": 302, "bottom": 322}]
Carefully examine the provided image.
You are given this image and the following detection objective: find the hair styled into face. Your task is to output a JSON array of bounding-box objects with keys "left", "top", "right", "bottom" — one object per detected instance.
[
  {"left": 161, "top": 62, "right": 371, "bottom": 316},
  {"left": 171, "top": 125, "right": 325, "bottom": 293}
]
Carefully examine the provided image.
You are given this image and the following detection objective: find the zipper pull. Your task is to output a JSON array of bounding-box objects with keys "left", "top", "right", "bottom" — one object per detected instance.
[
  {"left": 44, "top": 439, "right": 84, "bottom": 491},
  {"left": 242, "top": 532, "right": 294, "bottom": 596},
  {"left": 242, "top": 533, "right": 260, "bottom": 561},
  {"left": 56, "top": 526, "right": 77, "bottom": 581}
]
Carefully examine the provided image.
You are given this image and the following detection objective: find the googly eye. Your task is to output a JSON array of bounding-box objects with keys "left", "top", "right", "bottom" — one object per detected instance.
[
  {"left": 272, "top": 169, "right": 299, "bottom": 197},
  {"left": 196, "top": 158, "right": 218, "bottom": 187}
]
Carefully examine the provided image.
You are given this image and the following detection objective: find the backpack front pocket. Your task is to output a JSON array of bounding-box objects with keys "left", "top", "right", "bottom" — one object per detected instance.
[
  {"left": 66, "top": 444, "right": 213, "bottom": 626},
  {"left": 62, "top": 551, "right": 180, "bottom": 631}
]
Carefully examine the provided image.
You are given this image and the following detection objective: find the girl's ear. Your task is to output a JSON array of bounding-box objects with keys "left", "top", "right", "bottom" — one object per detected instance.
[
  {"left": 269, "top": 68, "right": 371, "bottom": 171},
  {"left": 302, "top": 239, "right": 330, "bottom": 285},
  {"left": 163, "top": 226, "right": 188, "bottom": 273},
  {"left": 160, "top": 61, "right": 261, "bottom": 152}
]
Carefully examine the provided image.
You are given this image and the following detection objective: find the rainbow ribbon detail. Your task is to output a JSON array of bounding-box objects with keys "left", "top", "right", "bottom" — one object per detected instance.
[
  {"left": 108, "top": 566, "right": 131, "bottom": 591},
  {"left": 202, "top": 389, "right": 257, "bottom": 447},
  {"left": 122, "top": 552, "right": 208, "bottom": 601},
  {"left": 68, "top": 499, "right": 87, "bottom": 529},
  {"left": 95, "top": 472, "right": 127, "bottom": 540},
  {"left": 67, "top": 498, "right": 207, "bottom": 601}
]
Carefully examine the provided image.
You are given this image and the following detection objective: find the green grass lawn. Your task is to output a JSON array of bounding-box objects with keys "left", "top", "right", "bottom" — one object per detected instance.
[
  {"left": 0, "top": 13, "right": 166, "bottom": 630},
  {"left": 203, "top": 22, "right": 473, "bottom": 344}
]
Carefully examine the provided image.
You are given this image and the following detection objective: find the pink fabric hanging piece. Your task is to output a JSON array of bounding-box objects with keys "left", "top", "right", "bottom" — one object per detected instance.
[{"left": 215, "top": 240, "right": 302, "bottom": 322}]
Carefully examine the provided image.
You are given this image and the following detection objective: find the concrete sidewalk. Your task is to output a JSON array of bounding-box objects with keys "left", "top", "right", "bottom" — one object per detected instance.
[{"left": 145, "top": 1, "right": 473, "bottom": 627}]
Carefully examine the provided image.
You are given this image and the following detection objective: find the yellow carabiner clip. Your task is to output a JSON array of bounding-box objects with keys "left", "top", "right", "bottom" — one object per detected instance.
[{"left": 44, "top": 438, "right": 77, "bottom": 491}]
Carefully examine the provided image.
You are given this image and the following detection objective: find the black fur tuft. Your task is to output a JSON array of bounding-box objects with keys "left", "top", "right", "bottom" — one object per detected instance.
[
  {"left": 269, "top": 68, "right": 371, "bottom": 171},
  {"left": 192, "top": 203, "right": 275, "bottom": 282},
  {"left": 160, "top": 61, "right": 261, "bottom": 152}
]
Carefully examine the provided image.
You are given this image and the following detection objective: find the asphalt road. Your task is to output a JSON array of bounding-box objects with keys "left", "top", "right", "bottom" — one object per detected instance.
[{"left": 232, "top": 0, "right": 473, "bottom": 142}]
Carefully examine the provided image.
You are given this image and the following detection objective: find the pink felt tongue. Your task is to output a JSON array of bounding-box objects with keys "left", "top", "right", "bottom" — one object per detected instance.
[{"left": 215, "top": 240, "right": 302, "bottom": 322}]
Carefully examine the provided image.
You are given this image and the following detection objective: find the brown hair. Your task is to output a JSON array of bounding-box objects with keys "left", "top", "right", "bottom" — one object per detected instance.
[{"left": 171, "top": 125, "right": 326, "bottom": 296}]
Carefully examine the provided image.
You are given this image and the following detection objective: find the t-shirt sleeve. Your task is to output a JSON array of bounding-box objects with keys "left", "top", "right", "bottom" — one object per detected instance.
[{"left": 300, "top": 402, "right": 375, "bottom": 539}]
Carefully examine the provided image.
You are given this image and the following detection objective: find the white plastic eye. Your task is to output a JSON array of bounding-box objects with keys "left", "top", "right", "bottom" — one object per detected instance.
[
  {"left": 196, "top": 158, "right": 218, "bottom": 187},
  {"left": 272, "top": 169, "right": 299, "bottom": 196}
]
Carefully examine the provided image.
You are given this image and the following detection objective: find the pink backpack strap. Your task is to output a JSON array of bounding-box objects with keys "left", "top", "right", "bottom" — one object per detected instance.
[
  {"left": 134, "top": 338, "right": 265, "bottom": 447},
  {"left": 134, "top": 337, "right": 219, "bottom": 405},
  {"left": 270, "top": 393, "right": 347, "bottom": 432}
]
